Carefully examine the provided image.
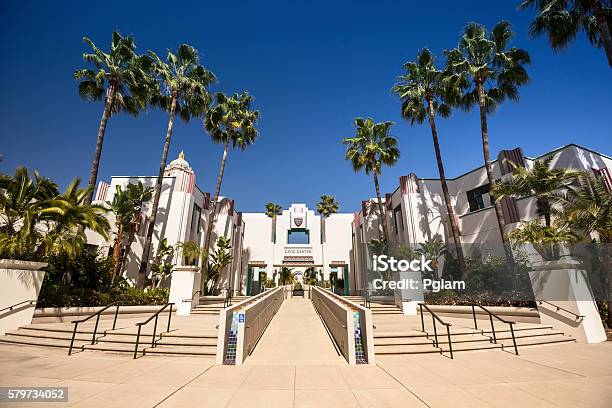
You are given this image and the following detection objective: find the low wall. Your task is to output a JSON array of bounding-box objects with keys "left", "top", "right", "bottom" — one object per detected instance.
[
  {"left": 31, "top": 305, "right": 170, "bottom": 323},
  {"left": 0, "top": 260, "right": 47, "bottom": 335},
  {"left": 216, "top": 286, "right": 286, "bottom": 365},
  {"left": 312, "top": 287, "right": 375, "bottom": 365}
]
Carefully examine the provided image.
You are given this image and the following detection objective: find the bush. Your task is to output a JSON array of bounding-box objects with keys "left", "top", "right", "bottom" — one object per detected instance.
[
  {"left": 37, "top": 246, "right": 169, "bottom": 308},
  {"left": 37, "top": 285, "right": 169, "bottom": 308}
]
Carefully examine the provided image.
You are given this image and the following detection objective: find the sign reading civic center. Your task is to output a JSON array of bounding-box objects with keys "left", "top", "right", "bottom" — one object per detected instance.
[{"left": 284, "top": 247, "right": 312, "bottom": 254}]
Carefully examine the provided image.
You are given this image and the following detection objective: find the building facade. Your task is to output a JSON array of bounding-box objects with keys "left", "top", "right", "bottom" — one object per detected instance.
[{"left": 89, "top": 144, "right": 611, "bottom": 295}]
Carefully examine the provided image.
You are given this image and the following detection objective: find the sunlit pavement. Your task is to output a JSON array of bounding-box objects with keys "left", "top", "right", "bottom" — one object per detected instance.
[{"left": 0, "top": 329, "right": 611, "bottom": 407}]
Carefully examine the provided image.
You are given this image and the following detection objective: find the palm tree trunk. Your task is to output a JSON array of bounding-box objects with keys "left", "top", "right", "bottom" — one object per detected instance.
[
  {"left": 477, "top": 80, "right": 514, "bottom": 264},
  {"left": 139, "top": 95, "right": 178, "bottom": 275},
  {"left": 85, "top": 85, "right": 116, "bottom": 205},
  {"left": 594, "top": 0, "right": 612, "bottom": 68},
  {"left": 427, "top": 98, "right": 467, "bottom": 279},
  {"left": 122, "top": 213, "right": 139, "bottom": 274},
  {"left": 372, "top": 169, "right": 388, "bottom": 242},
  {"left": 112, "top": 223, "right": 124, "bottom": 283},
  {"left": 203, "top": 139, "right": 231, "bottom": 263}
]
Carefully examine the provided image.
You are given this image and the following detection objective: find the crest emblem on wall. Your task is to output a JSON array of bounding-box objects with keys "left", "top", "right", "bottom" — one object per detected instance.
[{"left": 294, "top": 217, "right": 303, "bottom": 227}]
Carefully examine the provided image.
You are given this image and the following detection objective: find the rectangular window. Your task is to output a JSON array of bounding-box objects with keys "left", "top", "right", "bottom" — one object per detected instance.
[
  {"left": 467, "top": 184, "right": 491, "bottom": 212},
  {"left": 288, "top": 229, "right": 310, "bottom": 244},
  {"left": 191, "top": 204, "right": 202, "bottom": 231},
  {"left": 393, "top": 205, "right": 403, "bottom": 234}
]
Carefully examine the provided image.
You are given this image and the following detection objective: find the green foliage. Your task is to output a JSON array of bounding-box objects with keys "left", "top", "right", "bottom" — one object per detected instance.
[
  {"left": 416, "top": 238, "right": 448, "bottom": 279},
  {"left": 368, "top": 239, "right": 388, "bottom": 256},
  {"left": 342, "top": 118, "right": 399, "bottom": 176},
  {"left": 279, "top": 267, "right": 296, "bottom": 285},
  {"left": 204, "top": 92, "right": 260, "bottom": 150},
  {"left": 444, "top": 21, "right": 531, "bottom": 113},
  {"left": 107, "top": 182, "right": 153, "bottom": 280},
  {"left": 555, "top": 172, "right": 612, "bottom": 243},
  {"left": 203, "top": 236, "right": 233, "bottom": 295},
  {"left": 74, "top": 31, "right": 152, "bottom": 116},
  {"left": 150, "top": 238, "right": 174, "bottom": 288},
  {"left": 148, "top": 44, "right": 215, "bottom": 122},
  {"left": 38, "top": 245, "right": 169, "bottom": 307},
  {"left": 316, "top": 195, "right": 340, "bottom": 217},
  {"left": 176, "top": 241, "right": 202, "bottom": 265},
  {"left": 509, "top": 220, "right": 580, "bottom": 260},
  {"left": 392, "top": 48, "right": 453, "bottom": 123},
  {"left": 0, "top": 167, "right": 110, "bottom": 261},
  {"left": 38, "top": 285, "right": 169, "bottom": 308},
  {"left": 519, "top": 0, "right": 612, "bottom": 52},
  {"left": 493, "top": 155, "right": 578, "bottom": 226},
  {"left": 265, "top": 202, "right": 283, "bottom": 218},
  {"left": 463, "top": 253, "right": 533, "bottom": 295}
]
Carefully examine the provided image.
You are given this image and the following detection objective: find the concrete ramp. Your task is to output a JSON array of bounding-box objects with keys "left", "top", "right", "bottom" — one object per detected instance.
[{"left": 246, "top": 297, "right": 345, "bottom": 365}]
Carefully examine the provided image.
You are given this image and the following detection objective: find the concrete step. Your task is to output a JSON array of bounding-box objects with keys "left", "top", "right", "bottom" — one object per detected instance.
[
  {"left": 0, "top": 334, "right": 90, "bottom": 349},
  {"left": 84, "top": 342, "right": 217, "bottom": 356},
  {"left": 375, "top": 341, "right": 503, "bottom": 355}
]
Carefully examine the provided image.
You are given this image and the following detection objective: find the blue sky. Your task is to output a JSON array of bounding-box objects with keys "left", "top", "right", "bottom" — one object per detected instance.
[{"left": 0, "top": 0, "right": 610, "bottom": 213}]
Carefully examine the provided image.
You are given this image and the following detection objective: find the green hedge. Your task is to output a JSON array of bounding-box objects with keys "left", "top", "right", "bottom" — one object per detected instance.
[{"left": 37, "top": 284, "right": 169, "bottom": 308}]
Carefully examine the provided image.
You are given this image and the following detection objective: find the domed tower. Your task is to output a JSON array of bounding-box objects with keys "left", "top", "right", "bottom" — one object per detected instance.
[{"left": 165, "top": 151, "right": 195, "bottom": 193}]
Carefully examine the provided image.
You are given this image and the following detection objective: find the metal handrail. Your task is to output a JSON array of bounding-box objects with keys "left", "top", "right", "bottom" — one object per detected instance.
[
  {"left": 471, "top": 304, "right": 519, "bottom": 355},
  {"left": 183, "top": 290, "right": 201, "bottom": 303},
  {"left": 68, "top": 304, "right": 121, "bottom": 355},
  {"left": 0, "top": 299, "right": 36, "bottom": 314},
  {"left": 537, "top": 299, "right": 584, "bottom": 321},
  {"left": 132, "top": 303, "right": 174, "bottom": 359},
  {"left": 361, "top": 290, "right": 371, "bottom": 309},
  {"left": 223, "top": 287, "right": 233, "bottom": 308},
  {"left": 419, "top": 303, "right": 453, "bottom": 359}
]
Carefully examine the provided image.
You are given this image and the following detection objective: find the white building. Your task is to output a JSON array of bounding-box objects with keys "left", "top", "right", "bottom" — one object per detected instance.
[{"left": 89, "top": 144, "right": 611, "bottom": 296}]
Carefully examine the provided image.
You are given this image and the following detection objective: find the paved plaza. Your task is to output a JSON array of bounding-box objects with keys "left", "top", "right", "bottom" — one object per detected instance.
[{"left": 1, "top": 298, "right": 611, "bottom": 407}]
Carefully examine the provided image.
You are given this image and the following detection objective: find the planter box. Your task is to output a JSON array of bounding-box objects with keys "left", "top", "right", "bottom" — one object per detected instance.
[{"left": 0, "top": 259, "right": 47, "bottom": 335}]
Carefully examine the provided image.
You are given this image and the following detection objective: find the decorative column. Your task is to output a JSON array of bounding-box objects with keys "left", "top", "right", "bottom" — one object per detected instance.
[
  {"left": 529, "top": 258, "right": 606, "bottom": 343},
  {"left": 168, "top": 265, "right": 201, "bottom": 316}
]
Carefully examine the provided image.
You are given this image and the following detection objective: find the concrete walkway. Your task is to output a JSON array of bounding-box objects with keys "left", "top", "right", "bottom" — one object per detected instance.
[{"left": 246, "top": 297, "right": 345, "bottom": 366}]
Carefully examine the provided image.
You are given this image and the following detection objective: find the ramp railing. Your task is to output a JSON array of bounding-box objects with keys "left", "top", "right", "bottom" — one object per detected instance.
[
  {"left": 216, "top": 286, "right": 286, "bottom": 365},
  {"left": 311, "top": 286, "right": 375, "bottom": 365}
]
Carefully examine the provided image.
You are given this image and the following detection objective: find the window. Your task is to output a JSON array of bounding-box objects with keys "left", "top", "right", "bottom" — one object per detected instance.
[
  {"left": 393, "top": 205, "right": 403, "bottom": 234},
  {"left": 288, "top": 229, "right": 310, "bottom": 244},
  {"left": 467, "top": 184, "right": 491, "bottom": 212},
  {"left": 191, "top": 204, "right": 202, "bottom": 231}
]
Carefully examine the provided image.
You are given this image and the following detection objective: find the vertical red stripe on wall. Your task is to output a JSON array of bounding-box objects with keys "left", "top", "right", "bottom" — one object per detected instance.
[{"left": 400, "top": 175, "right": 408, "bottom": 194}]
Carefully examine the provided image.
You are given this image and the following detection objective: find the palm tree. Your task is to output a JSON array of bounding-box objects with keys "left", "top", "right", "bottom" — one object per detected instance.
[
  {"left": 316, "top": 195, "right": 339, "bottom": 217},
  {"left": 74, "top": 31, "right": 152, "bottom": 205},
  {"left": 343, "top": 118, "right": 399, "bottom": 242},
  {"left": 392, "top": 48, "right": 466, "bottom": 277},
  {"left": 0, "top": 167, "right": 109, "bottom": 261},
  {"left": 493, "top": 155, "right": 579, "bottom": 227},
  {"left": 265, "top": 202, "right": 283, "bottom": 243},
  {"left": 556, "top": 172, "right": 612, "bottom": 242},
  {"left": 445, "top": 21, "right": 531, "bottom": 263},
  {"left": 203, "top": 236, "right": 233, "bottom": 295},
  {"left": 139, "top": 45, "right": 215, "bottom": 275},
  {"left": 202, "top": 92, "right": 260, "bottom": 259},
  {"left": 107, "top": 182, "right": 153, "bottom": 281},
  {"left": 519, "top": 0, "right": 612, "bottom": 67}
]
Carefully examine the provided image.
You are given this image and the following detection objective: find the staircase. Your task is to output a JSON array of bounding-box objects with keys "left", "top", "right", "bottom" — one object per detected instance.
[
  {"left": 0, "top": 319, "right": 219, "bottom": 358},
  {"left": 343, "top": 297, "right": 576, "bottom": 356},
  {"left": 374, "top": 324, "right": 575, "bottom": 355},
  {"left": 191, "top": 295, "right": 250, "bottom": 316}
]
